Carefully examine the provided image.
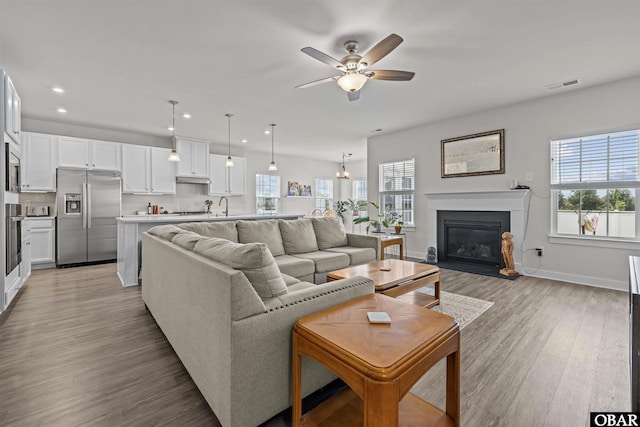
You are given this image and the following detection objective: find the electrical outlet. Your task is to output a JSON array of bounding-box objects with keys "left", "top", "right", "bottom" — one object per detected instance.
[{"left": 536, "top": 247, "right": 543, "bottom": 257}]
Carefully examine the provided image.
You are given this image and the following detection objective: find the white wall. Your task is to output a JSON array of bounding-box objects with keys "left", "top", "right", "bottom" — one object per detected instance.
[{"left": 368, "top": 76, "right": 640, "bottom": 289}]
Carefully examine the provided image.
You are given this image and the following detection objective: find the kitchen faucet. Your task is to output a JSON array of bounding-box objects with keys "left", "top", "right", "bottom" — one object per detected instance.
[{"left": 218, "top": 196, "right": 229, "bottom": 217}]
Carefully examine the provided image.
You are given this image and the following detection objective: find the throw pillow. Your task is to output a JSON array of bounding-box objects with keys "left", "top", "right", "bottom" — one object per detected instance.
[
  {"left": 311, "top": 217, "right": 348, "bottom": 249},
  {"left": 194, "top": 237, "right": 287, "bottom": 299},
  {"left": 171, "top": 230, "right": 204, "bottom": 251},
  {"left": 236, "top": 220, "right": 285, "bottom": 256},
  {"left": 178, "top": 221, "right": 238, "bottom": 242},
  {"left": 278, "top": 219, "right": 318, "bottom": 254},
  {"left": 148, "top": 224, "right": 183, "bottom": 241}
]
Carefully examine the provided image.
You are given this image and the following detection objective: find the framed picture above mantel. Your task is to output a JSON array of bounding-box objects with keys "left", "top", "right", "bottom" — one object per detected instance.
[{"left": 441, "top": 129, "right": 505, "bottom": 178}]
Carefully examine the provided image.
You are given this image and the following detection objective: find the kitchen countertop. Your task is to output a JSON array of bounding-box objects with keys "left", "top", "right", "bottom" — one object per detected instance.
[{"left": 115, "top": 213, "right": 304, "bottom": 224}]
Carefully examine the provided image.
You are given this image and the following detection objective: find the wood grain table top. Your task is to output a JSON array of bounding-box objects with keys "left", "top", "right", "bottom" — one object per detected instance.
[
  {"left": 294, "top": 294, "right": 457, "bottom": 376},
  {"left": 327, "top": 259, "right": 439, "bottom": 291}
]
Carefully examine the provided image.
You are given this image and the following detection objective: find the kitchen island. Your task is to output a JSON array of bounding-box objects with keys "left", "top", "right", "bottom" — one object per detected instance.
[{"left": 116, "top": 213, "right": 304, "bottom": 287}]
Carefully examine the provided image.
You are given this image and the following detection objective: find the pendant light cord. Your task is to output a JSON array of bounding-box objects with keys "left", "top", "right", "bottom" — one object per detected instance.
[
  {"left": 271, "top": 124, "right": 275, "bottom": 162},
  {"left": 226, "top": 113, "right": 233, "bottom": 157}
]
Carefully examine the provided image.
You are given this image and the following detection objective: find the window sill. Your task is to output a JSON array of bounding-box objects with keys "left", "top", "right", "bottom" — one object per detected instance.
[{"left": 548, "top": 234, "right": 640, "bottom": 250}]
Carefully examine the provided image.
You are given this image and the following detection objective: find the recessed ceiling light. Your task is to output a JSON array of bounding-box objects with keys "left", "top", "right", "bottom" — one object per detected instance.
[
  {"left": 371, "top": 128, "right": 383, "bottom": 133},
  {"left": 241, "top": 139, "right": 248, "bottom": 143},
  {"left": 168, "top": 126, "right": 174, "bottom": 131},
  {"left": 183, "top": 113, "right": 191, "bottom": 119},
  {"left": 57, "top": 108, "right": 67, "bottom": 113},
  {"left": 264, "top": 129, "right": 271, "bottom": 135},
  {"left": 52, "top": 87, "right": 65, "bottom": 94}
]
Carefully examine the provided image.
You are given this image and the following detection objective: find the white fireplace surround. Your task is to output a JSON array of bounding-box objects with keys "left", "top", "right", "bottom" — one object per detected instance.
[{"left": 424, "top": 190, "right": 530, "bottom": 270}]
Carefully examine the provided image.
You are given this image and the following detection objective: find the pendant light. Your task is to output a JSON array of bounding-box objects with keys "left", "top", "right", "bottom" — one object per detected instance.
[
  {"left": 337, "top": 153, "right": 350, "bottom": 179},
  {"left": 225, "top": 113, "right": 234, "bottom": 167},
  {"left": 167, "top": 100, "right": 181, "bottom": 162},
  {"left": 268, "top": 123, "right": 278, "bottom": 171}
]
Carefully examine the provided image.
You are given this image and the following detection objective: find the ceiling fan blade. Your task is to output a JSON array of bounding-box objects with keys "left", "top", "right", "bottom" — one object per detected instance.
[
  {"left": 347, "top": 91, "right": 360, "bottom": 102},
  {"left": 367, "top": 70, "right": 415, "bottom": 81},
  {"left": 295, "top": 76, "right": 339, "bottom": 89},
  {"left": 359, "top": 34, "right": 403, "bottom": 67},
  {"left": 301, "top": 47, "right": 346, "bottom": 71}
]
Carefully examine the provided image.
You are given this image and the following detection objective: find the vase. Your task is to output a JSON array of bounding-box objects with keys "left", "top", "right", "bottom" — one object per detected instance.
[{"left": 375, "top": 224, "right": 382, "bottom": 233}]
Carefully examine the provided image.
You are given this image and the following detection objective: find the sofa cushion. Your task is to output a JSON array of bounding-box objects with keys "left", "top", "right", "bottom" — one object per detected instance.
[
  {"left": 311, "top": 217, "right": 349, "bottom": 250},
  {"left": 292, "top": 251, "right": 350, "bottom": 273},
  {"left": 171, "top": 230, "right": 204, "bottom": 251},
  {"left": 148, "top": 224, "right": 183, "bottom": 241},
  {"left": 194, "top": 237, "right": 287, "bottom": 299},
  {"left": 236, "top": 220, "right": 285, "bottom": 256},
  {"left": 325, "top": 246, "right": 376, "bottom": 266},
  {"left": 278, "top": 219, "right": 318, "bottom": 254},
  {"left": 281, "top": 273, "right": 301, "bottom": 287},
  {"left": 274, "top": 255, "right": 316, "bottom": 279},
  {"left": 177, "top": 221, "right": 238, "bottom": 242}
]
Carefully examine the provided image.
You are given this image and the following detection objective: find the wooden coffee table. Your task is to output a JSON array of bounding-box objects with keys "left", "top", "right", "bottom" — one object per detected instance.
[
  {"left": 292, "top": 293, "right": 460, "bottom": 426},
  {"left": 327, "top": 259, "right": 440, "bottom": 308}
]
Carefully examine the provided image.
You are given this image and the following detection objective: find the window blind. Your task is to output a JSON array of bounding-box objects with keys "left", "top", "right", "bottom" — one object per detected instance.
[
  {"left": 551, "top": 130, "right": 639, "bottom": 189},
  {"left": 379, "top": 159, "right": 415, "bottom": 193}
]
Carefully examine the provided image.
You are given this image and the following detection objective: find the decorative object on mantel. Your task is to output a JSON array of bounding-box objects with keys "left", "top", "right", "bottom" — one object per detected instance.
[
  {"left": 499, "top": 231, "right": 519, "bottom": 277},
  {"left": 441, "top": 129, "right": 505, "bottom": 178},
  {"left": 224, "top": 113, "right": 234, "bottom": 167},
  {"left": 167, "top": 100, "right": 181, "bottom": 162},
  {"left": 267, "top": 123, "right": 278, "bottom": 171},
  {"left": 287, "top": 181, "right": 312, "bottom": 197},
  {"left": 336, "top": 153, "right": 351, "bottom": 180}
]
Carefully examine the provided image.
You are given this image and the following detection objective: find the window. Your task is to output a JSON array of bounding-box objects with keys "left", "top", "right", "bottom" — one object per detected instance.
[
  {"left": 256, "top": 174, "right": 280, "bottom": 215},
  {"left": 315, "top": 178, "right": 333, "bottom": 211},
  {"left": 352, "top": 179, "right": 368, "bottom": 217},
  {"left": 551, "top": 129, "right": 639, "bottom": 240},
  {"left": 379, "top": 159, "right": 414, "bottom": 225}
]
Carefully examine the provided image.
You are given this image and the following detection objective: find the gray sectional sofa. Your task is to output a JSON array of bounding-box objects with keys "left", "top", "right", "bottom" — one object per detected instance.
[{"left": 141, "top": 217, "right": 378, "bottom": 427}]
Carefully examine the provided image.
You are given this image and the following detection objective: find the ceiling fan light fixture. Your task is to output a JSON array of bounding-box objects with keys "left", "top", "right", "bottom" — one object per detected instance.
[{"left": 337, "top": 72, "right": 368, "bottom": 93}]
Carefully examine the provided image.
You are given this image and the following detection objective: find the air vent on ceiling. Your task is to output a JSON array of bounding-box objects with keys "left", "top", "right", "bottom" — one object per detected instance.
[{"left": 545, "top": 78, "right": 582, "bottom": 91}]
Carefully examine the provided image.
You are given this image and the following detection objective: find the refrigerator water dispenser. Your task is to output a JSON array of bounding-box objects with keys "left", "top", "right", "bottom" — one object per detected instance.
[{"left": 64, "top": 193, "right": 82, "bottom": 215}]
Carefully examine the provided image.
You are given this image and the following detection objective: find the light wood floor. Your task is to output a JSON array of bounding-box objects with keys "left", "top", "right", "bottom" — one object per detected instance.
[{"left": 0, "top": 264, "right": 629, "bottom": 426}]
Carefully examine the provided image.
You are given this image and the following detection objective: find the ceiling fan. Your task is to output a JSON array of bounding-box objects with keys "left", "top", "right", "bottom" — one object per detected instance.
[{"left": 296, "top": 33, "right": 415, "bottom": 101}]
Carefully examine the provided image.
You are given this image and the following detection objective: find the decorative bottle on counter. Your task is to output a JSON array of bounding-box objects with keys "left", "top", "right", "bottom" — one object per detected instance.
[{"left": 147, "top": 202, "right": 152, "bottom": 215}]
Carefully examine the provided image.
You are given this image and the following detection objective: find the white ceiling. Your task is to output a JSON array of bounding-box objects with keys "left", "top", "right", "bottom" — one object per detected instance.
[{"left": 1, "top": 1, "right": 639, "bottom": 162}]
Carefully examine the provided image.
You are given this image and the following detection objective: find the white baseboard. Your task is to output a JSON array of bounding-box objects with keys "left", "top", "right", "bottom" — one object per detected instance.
[{"left": 407, "top": 250, "right": 626, "bottom": 292}]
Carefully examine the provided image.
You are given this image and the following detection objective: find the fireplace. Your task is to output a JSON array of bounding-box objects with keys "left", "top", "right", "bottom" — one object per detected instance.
[{"left": 437, "top": 210, "right": 510, "bottom": 267}]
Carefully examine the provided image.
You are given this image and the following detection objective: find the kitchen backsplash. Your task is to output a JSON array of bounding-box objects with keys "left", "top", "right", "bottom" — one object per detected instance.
[{"left": 19, "top": 184, "right": 248, "bottom": 216}]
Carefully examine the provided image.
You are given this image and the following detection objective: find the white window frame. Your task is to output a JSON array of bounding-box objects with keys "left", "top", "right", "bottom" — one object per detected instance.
[
  {"left": 315, "top": 177, "right": 334, "bottom": 211},
  {"left": 256, "top": 173, "right": 280, "bottom": 216},
  {"left": 352, "top": 179, "right": 368, "bottom": 217},
  {"left": 379, "top": 159, "right": 415, "bottom": 226},
  {"left": 550, "top": 129, "right": 640, "bottom": 249}
]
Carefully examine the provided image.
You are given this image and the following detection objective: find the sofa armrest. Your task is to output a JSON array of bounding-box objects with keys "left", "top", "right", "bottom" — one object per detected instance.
[
  {"left": 270, "top": 276, "right": 374, "bottom": 310},
  {"left": 346, "top": 233, "right": 380, "bottom": 260}
]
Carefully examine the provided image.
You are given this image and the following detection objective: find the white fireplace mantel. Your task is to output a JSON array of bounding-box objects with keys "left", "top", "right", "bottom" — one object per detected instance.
[{"left": 424, "top": 189, "right": 530, "bottom": 267}]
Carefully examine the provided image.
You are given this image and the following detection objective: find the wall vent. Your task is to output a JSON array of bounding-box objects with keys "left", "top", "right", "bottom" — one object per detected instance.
[{"left": 545, "top": 78, "right": 582, "bottom": 91}]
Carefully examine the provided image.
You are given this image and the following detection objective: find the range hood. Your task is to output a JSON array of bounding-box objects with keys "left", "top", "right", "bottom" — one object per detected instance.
[{"left": 176, "top": 176, "right": 211, "bottom": 185}]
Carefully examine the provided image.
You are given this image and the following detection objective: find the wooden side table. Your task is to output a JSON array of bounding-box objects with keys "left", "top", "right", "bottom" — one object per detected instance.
[
  {"left": 380, "top": 235, "right": 403, "bottom": 260},
  {"left": 292, "top": 294, "right": 460, "bottom": 426}
]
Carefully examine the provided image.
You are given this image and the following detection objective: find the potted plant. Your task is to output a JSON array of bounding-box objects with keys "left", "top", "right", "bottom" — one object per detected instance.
[
  {"left": 334, "top": 200, "right": 347, "bottom": 219},
  {"left": 353, "top": 202, "right": 397, "bottom": 233},
  {"left": 394, "top": 221, "right": 404, "bottom": 234},
  {"left": 345, "top": 198, "right": 367, "bottom": 217}
]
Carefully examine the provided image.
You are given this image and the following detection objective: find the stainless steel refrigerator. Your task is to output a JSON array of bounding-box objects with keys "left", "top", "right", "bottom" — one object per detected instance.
[{"left": 56, "top": 168, "right": 121, "bottom": 266}]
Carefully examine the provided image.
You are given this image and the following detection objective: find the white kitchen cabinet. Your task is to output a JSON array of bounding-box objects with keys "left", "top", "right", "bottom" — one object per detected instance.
[
  {"left": 58, "top": 137, "right": 121, "bottom": 171},
  {"left": 21, "top": 221, "right": 31, "bottom": 284},
  {"left": 121, "top": 144, "right": 150, "bottom": 193},
  {"left": 122, "top": 145, "right": 176, "bottom": 194},
  {"left": 21, "top": 132, "right": 57, "bottom": 192},
  {"left": 209, "top": 154, "right": 246, "bottom": 196},
  {"left": 175, "top": 137, "right": 209, "bottom": 178},
  {"left": 90, "top": 139, "right": 121, "bottom": 170},
  {"left": 29, "top": 219, "right": 56, "bottom": 268},
  {"left": 150, "top": 147, "right": 176, "bottom": 194},
  {"left": 4, "top": 73, "right": 21, "bottom": 146}
]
